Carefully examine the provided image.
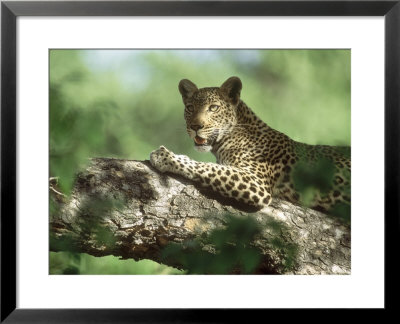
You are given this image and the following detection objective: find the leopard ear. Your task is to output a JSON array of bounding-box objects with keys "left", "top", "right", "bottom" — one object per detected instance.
[
  {"left": 220, "top": 76, "right": 242, "bottom": 105},
  {"left": 179, "top": 79, "right": 198, "bottom": 99}
]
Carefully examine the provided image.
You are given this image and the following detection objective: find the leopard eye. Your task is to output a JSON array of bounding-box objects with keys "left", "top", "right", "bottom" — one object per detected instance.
[
  {"left": 209, "top": 105, "right": 220, "bottom": 112},
  {"left": 186, "top": 105, "right": 194, "bottom": 112}
]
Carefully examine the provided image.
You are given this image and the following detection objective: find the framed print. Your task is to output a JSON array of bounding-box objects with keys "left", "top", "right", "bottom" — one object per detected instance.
[{"left": 1, "top": 0, "right": 399, "bottom": 321}]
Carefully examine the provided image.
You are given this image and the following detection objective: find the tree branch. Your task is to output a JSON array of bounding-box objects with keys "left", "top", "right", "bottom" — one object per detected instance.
[{"left": 50, "top": 158, "right": 350, "bottom": 274}]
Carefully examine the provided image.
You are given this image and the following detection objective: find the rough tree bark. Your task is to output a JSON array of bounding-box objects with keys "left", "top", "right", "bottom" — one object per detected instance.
[{"left": 50, "top": 158, "right": 351, "bottom": 275}]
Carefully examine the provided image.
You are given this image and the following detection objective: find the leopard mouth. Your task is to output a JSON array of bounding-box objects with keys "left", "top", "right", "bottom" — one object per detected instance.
[
  {"left": 193, "top": 130, "right": 219, "bottom": 147},
  {"left": 194, "top": 136, "right": 208, "bottom": 146}
]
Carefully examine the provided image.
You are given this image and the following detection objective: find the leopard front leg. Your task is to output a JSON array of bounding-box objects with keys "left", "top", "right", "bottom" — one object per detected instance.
[
  {"left": 150, "top": 146, "right": 271, "bottom": 208},
  {"left": 150, "top": 146, "right": 197, "bottom": 177}
]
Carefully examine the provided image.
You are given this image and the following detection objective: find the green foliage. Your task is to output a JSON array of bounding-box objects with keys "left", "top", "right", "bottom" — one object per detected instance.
[
  {"left": 50, "top": 49, "right": 350, "bottom": 274},
  {"left": 50, "top": 51, "right": 123, "bottom": 194},
  {"left": 162, "top": 215, "right": 263, "bottom": 274},
  {"left": 264, "top": 218, "right": 299, "bottom": 271},
  {"left": 291, "top": 145, "right": 351, "bottom": 222},
  {"left": 330, "top": 202, "right": 351, "bottom": 225},
  {"left": 292, "top": 157, "right": 336, "bottom": 206},
  {"left": 49, "top": 252, "right": 82, "bottom": 275},
  {"left": 161, "top": 215, "right": 298, "bottom": 274},
  {"left": 49, "top": 252, "right": 184, "bottom": 275}
]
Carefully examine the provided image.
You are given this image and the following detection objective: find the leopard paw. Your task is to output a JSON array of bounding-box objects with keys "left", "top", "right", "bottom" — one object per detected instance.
[{"left": 150, "top": 146, "right": 174, "bottom": 173}]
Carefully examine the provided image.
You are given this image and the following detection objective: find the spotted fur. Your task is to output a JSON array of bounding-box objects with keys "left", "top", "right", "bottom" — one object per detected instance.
[{"left": 150, "top": 77, "right": 351, "bottom": 212}]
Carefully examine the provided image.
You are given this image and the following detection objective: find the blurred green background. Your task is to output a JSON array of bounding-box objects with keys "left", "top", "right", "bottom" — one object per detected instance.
[{"left": 49, "top": 49, "right": 350, "bottom": 274}]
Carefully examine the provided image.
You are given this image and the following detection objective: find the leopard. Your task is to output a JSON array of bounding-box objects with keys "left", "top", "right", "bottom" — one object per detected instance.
[{"left": 150, "top": 76, "right": 351, "bottom": 215}]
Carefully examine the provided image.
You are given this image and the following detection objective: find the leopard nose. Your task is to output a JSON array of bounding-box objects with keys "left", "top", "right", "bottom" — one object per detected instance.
[{"left": 190, "top": 124, "right": 204, "bottom": 131}]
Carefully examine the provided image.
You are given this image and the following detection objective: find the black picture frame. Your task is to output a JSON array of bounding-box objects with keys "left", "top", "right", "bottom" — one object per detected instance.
[{"left": 1, "top": 0, "right": 398, "bottom": 321}]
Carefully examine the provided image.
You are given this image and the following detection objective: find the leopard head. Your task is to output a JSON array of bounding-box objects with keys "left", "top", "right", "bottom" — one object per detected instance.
[{"left": 178, "top": 76, "right": 242, "bottom": 152}]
